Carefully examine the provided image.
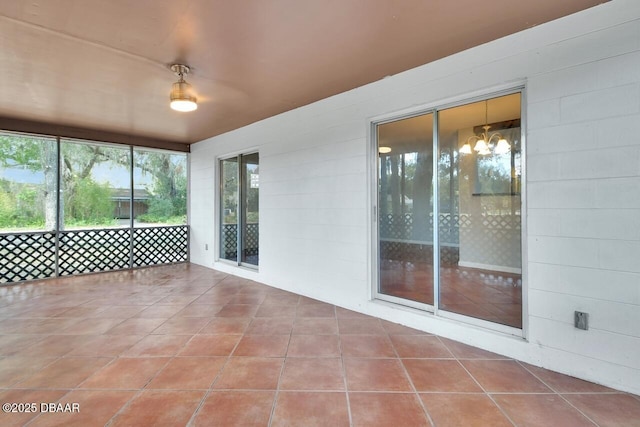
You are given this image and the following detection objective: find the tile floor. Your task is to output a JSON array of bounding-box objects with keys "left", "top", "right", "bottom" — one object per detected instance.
[{"left": 0, "top": 263, "right": 638, "bottom": 426}]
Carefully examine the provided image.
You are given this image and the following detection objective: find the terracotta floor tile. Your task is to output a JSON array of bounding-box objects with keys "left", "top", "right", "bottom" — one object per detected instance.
[
  {"left": 0, "top": 334, "right": 44, "bottom": 356},
  {"left": 28, "top": 390, "right": 135, "bottom": 427},
  {"left": 192, "top": 294, "right": 233, "bottom": 305},
  {"left": 106, "top": 318, "right": 167, "bottom": 335},
  {"left": 146, "top": 357, "right": 226, "bottom": 389},
  {"left": 350, "top": 392, "right": 430, "bottom": 427},
  {"left": 335, "top": 307, "right": 374, "bottom": 319},
  {"left": 298, "top": 296, "right": 324, "bottom": 305},
  {"left": 53, "top": 306, "right": 106, "bottom": 318},
  {"left": 135, "top": 305, "right": 184, "bottom": 318},
  {"left": 151, "top": 316, "right": 210, "bottom": 334},
  {"left": 17, "top": 357, "right": 111, "bottom": 388},
  {"left": 79, "top": 357, "right": 169, "bottom": 389},
  {"left": 280, "top": 358, "right": 345, "bottom": 390},
  {"left": 213, "top": 357, "right": 284, "bottom": 390},
  {"left": 0, "top": 389, "right": 68, "bottom": 427},
  {"left": 14, "top": 335, "right": 87, "bottom": 357},
  {"left": 199, "top": 318, "right": 251, "bottom": 334},
  {"left": 255, "top": 303, "right": 297, "bottom": 318},
  {"left": 109, "top": 390, "right": 204, "bottom": 427},
  {"left": 178, "top": 334, "right": 240, "bottom": 356},
  {"left": 176, "top": 304, "right": 224, "bottom": 317},
  {"left": 0, "top": 357, "right": 57, "bottom": 387},
  {"left": 215, "top": 304, "right": 259, "bottom": 317},
  {"left": 66, "top": 334, "right": 143, "bottom": 357},
  {"left": 227, "top": 294, "right": 266, "bottom": 305},
  {"left": 287, "top": 335, "right": 341, "bottom": 357},
  {"left": 439, "top": 337, "right": 509, "bottom": 359},
  {"left": 344, "top": 358, "right": 413, "bottom": 391},
  {"left": 246, "top": 318, "right": 294, "bottom": 335},
  {"left": 563, "top": 393, "right": 640, "bottom": 427},
  {"left": 233, "top": 335, "right": 290, "bottom": 357},
  {"left": 156, "top": 294, "right": 200, "bottom": 305},
  {"left": 421, "top": 393, "right": 513, "bottom": 427},
  {"left": 122, "top": 335, "right": 192, "bottom": 357},
  {"left": 340, "top": 335, "right": 396, "bottom": 358},
  {"left": 60, "top": 318, "right": 125, "bottom": 335},
  {"left": 192, "top": 391, "right": 275, "bottom": 427},
  {"left": 338, "top": 318, "right": 386, "bottom": 335},
  {"left": 272, "top": 391, "right": 349, "bottom": 427},
  {"left": 87, "top": 305, "right": 145, "bottom": 318},
  {"left": 521, "top": 363, "right": 616, "bottom": 393},
  {"left": 390, "top": 335, "right": 454, "bottom": 358},
  {"left": 262, "top": 294, "right": 300, "bottom": 306},
  {"left": 296, "top": 303, "right": 336, "bottom": 318},
  {"left": 403, "top": 359, "right": 482, "bottom": 392},
  {"left": 493, "top": 393, "right": 595, "bottom": 427},
  {"left": 292, "top": 318, "right": 338, "bottom": 335},
  {"left": 0, "top": 318, "right": 81, "bottom": 334},
  {"left": 381, "top": 320, "right": 429, "bottom": 335},
  {"left": 462, "top": 360, "right": 552, "bottom": 393},
  {"left": 0, "top": 264, "right": 634, "bottom": 427}
]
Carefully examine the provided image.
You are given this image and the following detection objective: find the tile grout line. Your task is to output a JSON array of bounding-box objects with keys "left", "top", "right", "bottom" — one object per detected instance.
[
  {"left": 336, "top": 306, "right": 355, "bottom": 427},
  {"left": 390, "top": 324, "right": 435, "bottom": 427},
  {"left": 267, "top": 301, "right": 298, "bottom": 427},
  {"left": 516, "top": 360, "right": 601, "bottom": 427},
  {"left": 444, "top": 338, "right": 518, "bottom": 427}
]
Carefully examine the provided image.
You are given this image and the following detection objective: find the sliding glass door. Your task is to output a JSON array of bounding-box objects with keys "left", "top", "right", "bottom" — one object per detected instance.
[
  {"left": 220, "top": 153, "right": 259, "bottom": 267},
  {"left": 377, "top": 113, "right": 434, "bottom": 306},
  {"left": 376, "top": 92, "right": 522, "bottom": 329}
]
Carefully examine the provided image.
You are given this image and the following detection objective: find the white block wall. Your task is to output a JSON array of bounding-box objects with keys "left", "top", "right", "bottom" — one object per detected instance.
[{"left": 190, "top": 0, "right": 640, "bottom": 394}]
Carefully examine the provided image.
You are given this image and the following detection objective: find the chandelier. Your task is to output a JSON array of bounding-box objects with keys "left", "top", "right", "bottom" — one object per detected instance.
[{"left": 460, "top": 100, "right": 510, "bottom": 155}]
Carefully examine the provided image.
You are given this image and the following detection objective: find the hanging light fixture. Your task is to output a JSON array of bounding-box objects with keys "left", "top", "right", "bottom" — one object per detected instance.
[
  {"left": 460, "top": 100, "right": 510, "bottom": 155},
  {"left": 169, "top": 64, "right": 197, "bottom": 112}
]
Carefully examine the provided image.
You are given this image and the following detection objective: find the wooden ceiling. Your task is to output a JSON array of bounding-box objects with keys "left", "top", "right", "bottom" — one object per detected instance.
[{"left": 0, "top": 0, "right": 607, "bottom": 148}]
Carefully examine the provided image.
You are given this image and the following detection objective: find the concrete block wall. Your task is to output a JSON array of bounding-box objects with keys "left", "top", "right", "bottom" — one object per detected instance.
[{"left": 190, "top": 0, "right": 640, "bottom": 394}]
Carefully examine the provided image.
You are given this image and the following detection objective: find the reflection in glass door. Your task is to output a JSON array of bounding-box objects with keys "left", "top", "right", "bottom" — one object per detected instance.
[
  {"left": 377, "top": 113, "right": 434, "bottom": 305},
  {"left": 220, "top": 157, "right": 239, "bottom": 262},
  {"left": 220, "top": 153, "right": 259, "bottom": 267},
  {"left": 438, "top": 94, "right": 522, "bottom": 328},
  {"left": 376, "top": 92, "right": 523, "bottom": 329},
  {"left": 241, "top": 153, "right": 259, "bottom": 266}
]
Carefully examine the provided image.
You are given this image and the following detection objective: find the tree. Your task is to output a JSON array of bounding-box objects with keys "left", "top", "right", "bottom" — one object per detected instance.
[
  {"left": 0, "top": 134, "right": 57, "bottom": 229},
  {"left": 135, "top": 151, "right": 187, "bottom": 223},
  {"left": 1, "top": 134, "right": 188, "bottom": 229}
]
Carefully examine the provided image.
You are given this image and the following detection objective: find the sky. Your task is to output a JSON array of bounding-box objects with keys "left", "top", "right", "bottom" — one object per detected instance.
[{"left": 1, "top": 163, "right": 152, "bottom": 189}]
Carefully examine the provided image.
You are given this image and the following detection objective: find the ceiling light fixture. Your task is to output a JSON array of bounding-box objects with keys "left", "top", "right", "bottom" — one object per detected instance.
[
  {"left": 460, "top": 100, "right": 510, "bottom": 155},
  {"left": 379, "top": 146, "right": 392, "bottom": 154},
  {"left": 169, "top": 64, "right": 197, "bottom": 112}
]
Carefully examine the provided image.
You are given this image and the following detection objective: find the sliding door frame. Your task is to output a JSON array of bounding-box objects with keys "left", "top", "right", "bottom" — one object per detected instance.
[
  {"left": 369, "top": 84, "right": 527, "bottom": 338},
  {"left": 217, "top": 151, "right": 259, "bottom": 270}
]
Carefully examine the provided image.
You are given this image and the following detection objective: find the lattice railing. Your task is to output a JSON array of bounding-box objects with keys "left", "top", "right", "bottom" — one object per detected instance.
[
  {"left": 379, "top": 213, "right": 460, "bottom": 244},
  {"left": 59, "top": 228, "right": 131, "bottom": 275},
  {"left": 0, "top": 225, "right": 189, "bottom": 284},
  {"left": 221, "top": 223, "right": 259, "bottom": 260},
  {"left": 133, "top": 226, "right": 188, "bottom": 267},
  {"left": 380, "top": 213, "right": 520, "bottom": 267},
  {"left": 222, "top": 223, "right": 238, "bottom": 260},
  {"left": 0, "top": 232, "right": 56, "bottom": 284}
]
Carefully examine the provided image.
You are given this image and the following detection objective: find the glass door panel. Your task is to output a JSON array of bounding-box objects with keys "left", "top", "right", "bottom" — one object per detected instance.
[
  {"left": 220, "top": 157, "right": 238, "bottom": 262},
  {"left": 241, "top": 153, "right": 259, "bottom": 266},
  {"left": 377, "top": 113, "right": 434, "bottom": 305},
  {"left": 437, "top": 93, "right": 522, "bottom": 328}
]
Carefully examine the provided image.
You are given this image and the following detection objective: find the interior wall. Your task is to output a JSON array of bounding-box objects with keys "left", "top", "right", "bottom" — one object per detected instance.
[{"left": 190, "top": 0, "right": 640, "bottom": 394}]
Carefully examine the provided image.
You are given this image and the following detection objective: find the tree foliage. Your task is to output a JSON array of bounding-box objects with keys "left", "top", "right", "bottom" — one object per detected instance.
[{"left": 0, "top": 134, "right": 188, "bottom": 230}]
